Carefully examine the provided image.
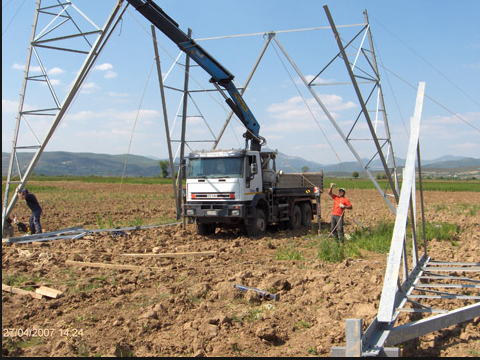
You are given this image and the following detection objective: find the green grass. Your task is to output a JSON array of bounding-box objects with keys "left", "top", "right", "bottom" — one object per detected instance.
[
  {"left": 318, "top": 239, "right": 346, "bottom": 263},
  {"left": 324, "top": 177, "right": 480, "bottom": 192},
  {"left": 274, "top": 246, "right": 305, "bottom": 261},
  {"left": 422, "top": 222, "right": 459, "bottom": 245},
  {"left": 317, "top": 220, "right": 461, "bottom": 262},
  {"left": 294, "top": 320, "right": 311, "bottom": 330},
  {"left": 3, "top": 176, "right": 478, "bottom": 191},
  {"left": 2, "top": 273, "right": 28, "bottom": 287},
  {"left": 349, "top": 221, "right": 394, "bottom": 254},
  {"left": 2, "top": 175, "right": 176, "bottom": 185},
  {"left": 433, "top": 203, "right": 480, "bottom": 217}
]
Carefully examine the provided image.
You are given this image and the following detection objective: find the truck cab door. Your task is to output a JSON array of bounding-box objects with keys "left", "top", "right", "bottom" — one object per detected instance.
[{"left": 246, "top": 154, "right": 262, "bottom": 194}]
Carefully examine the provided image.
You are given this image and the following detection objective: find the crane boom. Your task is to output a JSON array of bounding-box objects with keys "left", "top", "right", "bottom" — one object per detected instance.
[{"left": 126, "top": 0, "right": 264, "bottom": 150}]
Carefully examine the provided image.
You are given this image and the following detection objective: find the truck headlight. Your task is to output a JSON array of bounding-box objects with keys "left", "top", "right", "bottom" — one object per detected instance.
[
  {"left": 186, "top": 209, "right": 195, "bottom": 216},
  {"left": 231, "top": 209, "right": 240, "bottom": 216}
]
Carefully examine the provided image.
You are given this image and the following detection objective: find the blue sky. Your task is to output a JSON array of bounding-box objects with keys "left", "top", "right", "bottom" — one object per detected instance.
[{"left": 2, "top": 0, "right": 479, "bottom": 165}]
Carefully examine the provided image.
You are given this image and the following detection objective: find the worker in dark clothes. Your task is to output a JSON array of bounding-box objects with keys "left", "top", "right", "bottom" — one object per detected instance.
[{"left": 17, "top": 189, "right": 43, "bottom": 234}]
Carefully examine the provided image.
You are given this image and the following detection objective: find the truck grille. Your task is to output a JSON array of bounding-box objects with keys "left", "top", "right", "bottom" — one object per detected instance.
[{"left": 191, "top": 193, "right": 235, "bottom": 200}]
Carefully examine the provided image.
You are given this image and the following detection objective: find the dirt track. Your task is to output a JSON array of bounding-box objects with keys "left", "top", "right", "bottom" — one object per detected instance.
[{"left": 2, "top": 182, "right": 479, "bottom": 357}]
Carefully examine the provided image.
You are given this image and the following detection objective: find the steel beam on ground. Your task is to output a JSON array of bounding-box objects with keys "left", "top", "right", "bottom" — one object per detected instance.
[{"left": 386, "top": 303, "right": 480, "bottom": 346}]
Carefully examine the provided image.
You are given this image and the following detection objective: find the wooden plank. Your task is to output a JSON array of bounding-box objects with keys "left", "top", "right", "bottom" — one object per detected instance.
[
  {"left": 2, "top": 284, "right": 43, "bottom": 300},
  {"left": 65, "top": 260, "right": 163, "bottom": 271},
  {"left": 35, "top": 286, "right": 63, "bottom": 299},
  {"left": 119, "top": 251, "right": 217, "bottom": 258}
]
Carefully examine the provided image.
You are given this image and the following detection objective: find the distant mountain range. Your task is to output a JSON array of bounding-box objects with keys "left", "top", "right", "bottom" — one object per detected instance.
[{"left": 2, "top": 151, "right": 479, "bottom": 178}]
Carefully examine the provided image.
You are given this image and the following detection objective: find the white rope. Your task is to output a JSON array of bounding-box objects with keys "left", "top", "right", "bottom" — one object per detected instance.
[{"left": 194, "top": 23, "right": 366, "bottom": 41}]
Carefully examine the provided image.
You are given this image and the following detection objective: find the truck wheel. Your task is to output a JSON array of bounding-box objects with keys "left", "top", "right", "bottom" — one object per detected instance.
[
  {"left": 300, "top": 203, "right": 312, "bottom": 228},
  {"left": 196, "top": 222, "right": 216, "bottom": 236},
  {"left": 247, "top": 209, "right": 267, "bottom": 238},
  {"left": 289, "top": 205, "right": 302, "bottom": 230}
]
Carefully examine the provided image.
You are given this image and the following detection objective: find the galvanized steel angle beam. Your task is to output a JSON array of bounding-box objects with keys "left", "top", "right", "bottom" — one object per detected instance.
[
  {"left": 385, "top": 302, "right": 480, "bottom": 347},
  {"left": 5, "top": 222, "right": 182, "bottom": 244},
  {"left": 377, "top": 82, "right": 426, "bottom": 323},
  {"left": 6, "top": 226, "right": 87, "bottom": 244}
]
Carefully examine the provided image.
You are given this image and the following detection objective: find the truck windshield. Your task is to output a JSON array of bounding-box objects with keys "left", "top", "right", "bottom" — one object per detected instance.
[{"left": 188, "top": 157, "right": 244, "bottom": 179}]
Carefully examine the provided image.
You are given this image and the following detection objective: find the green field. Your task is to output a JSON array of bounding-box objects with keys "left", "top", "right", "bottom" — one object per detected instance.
[
  {"left": 2, "top": 175, "right": 479, "bottom": 193},
  {"left": 324, "top": 177, "right": 480, "bottom": 192}
]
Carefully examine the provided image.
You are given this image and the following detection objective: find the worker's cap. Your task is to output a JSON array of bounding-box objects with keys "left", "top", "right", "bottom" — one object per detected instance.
[
  {"left": 339, "top": 188, "right": 346, "bottom": 193},
  {"left": 19, "top": 189, "right": 28, "bottom": 195}
]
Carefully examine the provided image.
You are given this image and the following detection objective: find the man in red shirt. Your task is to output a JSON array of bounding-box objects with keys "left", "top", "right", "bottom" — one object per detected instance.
[{"left": 328, "top": 183, "right": 352, "bottom": 243}]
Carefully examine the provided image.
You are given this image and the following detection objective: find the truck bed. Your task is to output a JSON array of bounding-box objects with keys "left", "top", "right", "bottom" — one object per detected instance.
[{"left": 276, "top": 172, "right": 323, "bottom": 189}]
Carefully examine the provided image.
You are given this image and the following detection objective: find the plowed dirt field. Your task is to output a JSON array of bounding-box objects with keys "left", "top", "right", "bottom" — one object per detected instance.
[{"left": 2, "top": 182, "right": 479, "bottom": 357}]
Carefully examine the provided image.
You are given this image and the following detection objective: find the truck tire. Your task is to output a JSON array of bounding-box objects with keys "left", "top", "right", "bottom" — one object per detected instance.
[
  {"left": 289, "top": 205, "right": 302, "bottom": 230},
  {"left": 300, "top": 203, "right": 312, "bottom": 228},
  {"left": 196, "top": 222, "right": 216, "bottom": 236},
  {"left": 247, "top": 209, "right": 267, "bottom": 238}
]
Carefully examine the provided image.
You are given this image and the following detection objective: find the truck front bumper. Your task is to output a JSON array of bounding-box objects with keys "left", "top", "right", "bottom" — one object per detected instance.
[{"left": 184, "top": 202, "right": 246, "bottom": 223}]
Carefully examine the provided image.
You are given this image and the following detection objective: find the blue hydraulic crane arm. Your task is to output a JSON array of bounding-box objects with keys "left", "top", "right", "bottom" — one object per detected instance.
[{"left": 126, "top": 0, "right": 263, "bottom": 150}]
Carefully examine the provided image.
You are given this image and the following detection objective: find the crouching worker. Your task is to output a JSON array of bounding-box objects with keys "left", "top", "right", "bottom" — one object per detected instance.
[{"left": 17, "top": 189, "right": 42, "bottom": 234}]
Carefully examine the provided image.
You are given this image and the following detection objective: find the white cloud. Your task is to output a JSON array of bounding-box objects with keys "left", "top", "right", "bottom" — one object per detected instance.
[
  {"left": 48, "top": 67, "right": 65, "bottom": 76},
  {"left": 93, "top": 63, "right": 116, "bottom": 79},
  {"left": 296, "top": 74, "right": 336, "bottom": 86},
  {"left": 266, "top": 94, "right": 355, "bottom": 123},
  {"left": 80, "top": 82, "right": 99, "bottom": 94},
  {"left": 104, "top": 70, "right": 117, "bottom": 79},
  {"left": 2, "top": 99, "right": 18, "bottom": 113},
  {"left": 12, "top": 62, "right": 41, "bottom": 72},
  {"left": 453, "top": 142, "right": 479, "bottom": 149},
  {"left": 94, "top": 63, "right": 114, "bottom": 71},
  {"left": 49, "top": 79, "right": 62, "bottom": 86},
  {"left": 12, "top": 63, "right": 25, "bottom": 70},
  {"left": 466, "top": 62, "right": 480, "bottom": 69},
  {"left": 186, "top": 116, "right": 204, "bottom": 125},
  {"left": 67, "top": 108, "right": 160, "bottom": 123},
  {"left": 267, "top": 96, "right": 320, "bottom": 121},
  {"left": 422, "top": 112, "right": 480, "bottom": 137},
  {"left": 106, "top": 92, "right": 130, "bottom": 98}
]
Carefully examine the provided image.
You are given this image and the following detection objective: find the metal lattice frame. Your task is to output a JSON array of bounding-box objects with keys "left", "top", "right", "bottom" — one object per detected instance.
[
  {"left": 331, "top": 83, "right": 480, "bottom": 357},
  {"left": 2, "top": 0, "right": 127, "bottom": 237},
  {"left": 269, "top": 17, "right": 399, "bottom": 215},
  {"left": 319, "top": 7, "right": 479, "bottom": 355}
]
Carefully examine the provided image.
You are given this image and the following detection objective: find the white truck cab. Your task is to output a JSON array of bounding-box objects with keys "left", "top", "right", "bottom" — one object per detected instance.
[{"left": 184, "top": 150, "right": 263, "bottom": 227}]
